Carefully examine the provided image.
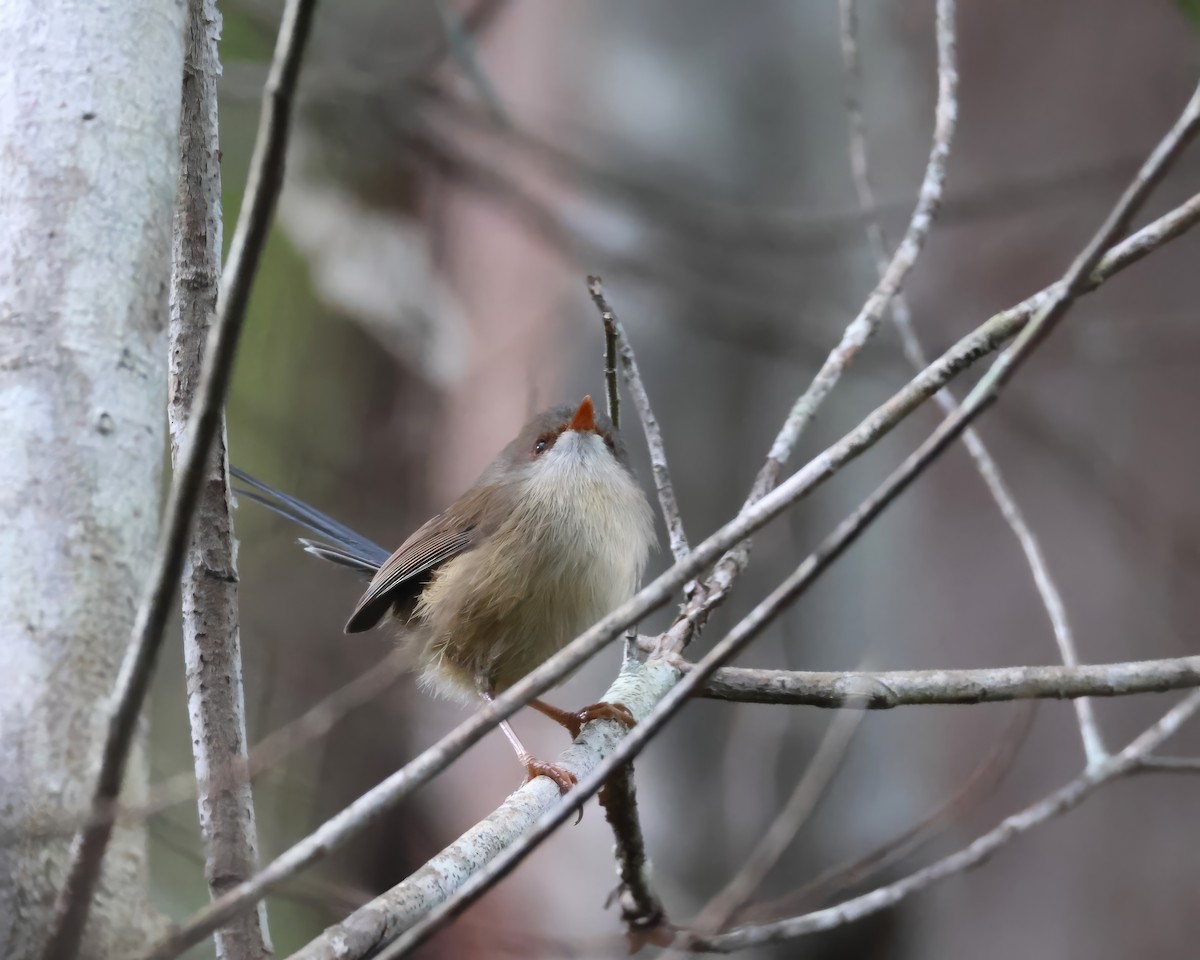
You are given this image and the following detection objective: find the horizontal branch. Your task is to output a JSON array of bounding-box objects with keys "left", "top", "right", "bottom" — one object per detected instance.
[
  {"left": 141, "top": 186, "right": 1200, "bottom": 960},
  {"left": 692, "top": 655, "right": 1200, "bottom": 707}
]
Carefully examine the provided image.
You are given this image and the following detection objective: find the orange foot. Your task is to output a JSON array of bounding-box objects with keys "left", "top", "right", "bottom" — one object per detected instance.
[
  {"left": 531, "top": 699, "right": 636, "bottom": 740},
  {"left": 522, "top": 756, "right": 578, "bottom": 795}
]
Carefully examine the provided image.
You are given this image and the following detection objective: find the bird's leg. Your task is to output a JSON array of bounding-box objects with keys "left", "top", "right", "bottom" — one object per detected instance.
[
  {"left": 477, "top": 685, "right": 577, "bottom": 795},
  {"left": 530, "top": 698, "right": 636, "bottom": 741}
]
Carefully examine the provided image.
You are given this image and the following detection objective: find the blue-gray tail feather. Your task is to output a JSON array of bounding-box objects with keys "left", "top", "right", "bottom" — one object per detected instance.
[{"left": 230, "top": 466, "right": 388, "bottom": 575}]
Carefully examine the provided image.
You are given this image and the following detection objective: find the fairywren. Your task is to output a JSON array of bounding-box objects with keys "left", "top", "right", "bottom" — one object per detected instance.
[{"left": 234, "top": 395, "right": 656, "bottom": 791}]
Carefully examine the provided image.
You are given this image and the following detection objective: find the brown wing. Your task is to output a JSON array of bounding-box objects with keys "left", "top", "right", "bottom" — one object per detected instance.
[
  {"left": 344, "top": 513, "right": 475, "bottom": 633},
  {"left": 343, "top": 481, "right": 513, "bottom": 633}
]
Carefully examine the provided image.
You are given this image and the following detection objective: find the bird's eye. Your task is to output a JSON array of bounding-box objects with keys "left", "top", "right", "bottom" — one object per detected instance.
[
  {"left": 533, "top": 432, "right": 554, "bottom": 456},
  {"left": 534, "top": 439, "right": 547, "bottom": 455}
]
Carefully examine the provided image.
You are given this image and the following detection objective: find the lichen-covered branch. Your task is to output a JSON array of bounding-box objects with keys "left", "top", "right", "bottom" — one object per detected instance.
[
  {"left": 285, "top": 661, "right": 679, "bottom": 960},
  {"left": 138, "top": 181, "right": 1200, "bottom": 960},
  {"left": 365, "top": 81, "right": 1200, "bottom": 957}
]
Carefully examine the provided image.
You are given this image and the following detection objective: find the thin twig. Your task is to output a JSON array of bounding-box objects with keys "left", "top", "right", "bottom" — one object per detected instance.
[
  {"left": 582, "top": 276, "right": 675, "bottom": 930},
  {"left": 688, "top": 704, "right": 866, "bottom": 937},
  {"left": 600, "top": 294, "right": 621, "bottom": 429},
  {"left": 690, "top": 655, "right": 1200, "bottom": 707},
  {"left": 1136, "top": 756, "right": 1200, "bottom": 773},
  {"left": 141, "top": 649, "right": 410, "bottom": 826},
  {"left": 743, "top": 702, "right": 1035, "bottom": 921},
  {"left": 40, "top": 3, "right": 319, "bottom": 958},
  {"left": 139, "top": 185, "right": 1200, "bottom": 960},
  {"left": 168, "top": 2, "right": 271, "bottom": 957},
  {"left": 587, "top": 275, "right": 689, "bottom": 562},
  {"left": 655, "top": 0, "right": 957, "bottom": 658},
  {"left": 363, "top": 84, "right": 1200, "bottom": 956},
  {"left": 433, "top": 0, "right": 512, "bottom": 129},
  {"left": 837, "top": 0, "right": 1106, "bottom": 770},
  {"left": 16, "top": 649, "right": 409, "bottom": 846},
  {"left": 753, "top": 0, "right": 957, "bottom": 504},
  {"left": 680, "top": 690, "right": 1200, "bottom": 952}
]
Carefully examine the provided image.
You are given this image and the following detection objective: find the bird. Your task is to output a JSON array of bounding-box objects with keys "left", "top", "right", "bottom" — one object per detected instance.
[{"left": 232, "top": 395, "right": 656, "bottom": 792}]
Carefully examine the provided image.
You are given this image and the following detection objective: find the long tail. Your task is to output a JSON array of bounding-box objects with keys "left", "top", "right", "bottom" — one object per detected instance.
[{"left": 230, "top": 466, "right": 387, "bottom": 575}]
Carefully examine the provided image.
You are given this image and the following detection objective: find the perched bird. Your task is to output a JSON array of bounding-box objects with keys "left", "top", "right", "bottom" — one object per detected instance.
[{"left": 233, "top": 395, "right": 656, "bottom": 791}]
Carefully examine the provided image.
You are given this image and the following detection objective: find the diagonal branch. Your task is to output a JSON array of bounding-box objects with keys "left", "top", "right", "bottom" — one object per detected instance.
[
  {"left": 752, "top": 0, "right": 957, "bottom": 503},
  {"left": 366, "top": 77, "right": 1200, "bottom": 958},
  {"left": 284, "top": 661, "right": 679, "bottom": 960},
  {"left": 588, "top": 275, "right": 690, "bottom": 562},
  {"left": 40, "top": 2, "right": 319, "bottom": 958},
  {"left": 655, "top": 0, "right": 958, "bottom": 659},
  {"left": 681, "top": 689, "right": 1200, "bottom": 952},
  {"left": 837, "top": 0, "right": 1106, "bottom": 769},
  {"left": 742, "top": 702, "right": 1035, "bottom": 921},
  {"left": 686, "top": 704, "right": 866, "bottom": 938},
  {"left": 138, "top": 182, "right": 1200, "bottom": 960}
]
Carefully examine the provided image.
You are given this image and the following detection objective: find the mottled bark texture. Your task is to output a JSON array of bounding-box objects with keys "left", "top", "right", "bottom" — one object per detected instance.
[
  {"left": 169, "top": 1, "right": 272, "bottom": 958},
  {"left": 0, "top": 1, "right": 185, "bottom": 956}
]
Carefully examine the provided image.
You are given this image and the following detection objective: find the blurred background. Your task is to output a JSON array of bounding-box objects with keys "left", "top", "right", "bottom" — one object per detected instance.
[{"left": 149, "top": 1, "right": 1200, "bottom": 956}]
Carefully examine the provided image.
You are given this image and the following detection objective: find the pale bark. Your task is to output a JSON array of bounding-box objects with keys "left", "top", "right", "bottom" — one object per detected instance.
[
  {"left": 0, "top": 1, "right": 185, "bottom": 957},
  {"left": 169, "top": 1, "right": 272, "bottom": 957}
]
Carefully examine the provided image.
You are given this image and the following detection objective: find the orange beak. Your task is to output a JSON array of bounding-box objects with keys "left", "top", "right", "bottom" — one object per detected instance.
[{"left": 568, "top": 395, "right": 596, "bottom": 433}]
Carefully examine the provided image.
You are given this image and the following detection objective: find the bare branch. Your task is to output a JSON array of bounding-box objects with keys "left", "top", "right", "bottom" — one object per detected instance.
[
  {"left": 1137, "top": 756, "right": 1200, "bottom": 773},
  {"left": 753, "top": 0, "right": 957, "bottom": 502},
  {"left": 587, "top": 275, "right": 690, "bottom": 562},
  {"left": 745, "top": 703, "right": 1034, "bottom": 920},
  {"left": 168, "top": 2, "right": 271, "bottom": 957},
  {"left": 837, "top": 0, "right": 1105, "bottom": 766},
  {"left": 581, "top": 276, "right": 675, "bottom": 936},
  {"left": 980, "top": 85, "right": 1200, "bottom": 390},
  {"left": 681, "top": 690, "right": 1200, "bottom": 952},
  {"left": 12, "top": 650, "right": 410, "bottom": 847},
  {"left": 691, "top": 655, "right": 1200, "bottom": 707},
  {"left": 655, "top": 0, "right": 957, "bottom": 659},
  {"left": 365, "top": 85, "right": 1200, "bottom": 956},
  {"left": 138, "top": 183, "right": 1200, "bottom": 960},
  {"left": 40, "top": 2, "right": 318, "bottom": 957},
  {"left": 686, "top": 705, "right": 866, "bottom": 938},
  {"left": 600, "top": 289, "right": 621, "bottom": 429},
  {"left": 432, "top": 0, "right": 511, "bottom": 129},
  {"left": 597, "top": 765, "right": 666, "bottom": 938},
  {"left": 136, "top": 649, "right": 410, "bottom": 828},
  {"left": 284, "top": 661, "right": 679, "bottom": 960}
]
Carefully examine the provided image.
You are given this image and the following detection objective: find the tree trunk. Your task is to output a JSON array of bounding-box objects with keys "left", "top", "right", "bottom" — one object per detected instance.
[{"left": 0, "top": 1, "right": 185, "bottom": 956}]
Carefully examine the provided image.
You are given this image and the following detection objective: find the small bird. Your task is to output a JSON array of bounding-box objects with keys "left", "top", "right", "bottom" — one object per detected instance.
[{"left": 233, "top": 395, "right": 655, "bottom": 791}]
